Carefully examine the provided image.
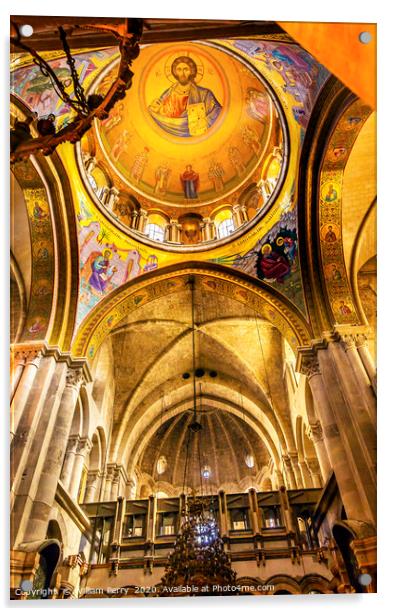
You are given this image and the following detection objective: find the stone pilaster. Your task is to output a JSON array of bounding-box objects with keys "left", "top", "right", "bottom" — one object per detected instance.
[
  {"left": 218, "top": 490, "right": 229, "bottom": 537},
  {"left": 289, "top": 452, "right": 303, "bottom": 488}
]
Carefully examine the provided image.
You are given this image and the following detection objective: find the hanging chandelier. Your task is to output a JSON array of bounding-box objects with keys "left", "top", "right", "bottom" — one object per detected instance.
[
  {"left": 160, "top": 277, "right": 238, "bottom": 596},
  {"left": 10, "top": 18, "right": 142, "bottom": 163}
]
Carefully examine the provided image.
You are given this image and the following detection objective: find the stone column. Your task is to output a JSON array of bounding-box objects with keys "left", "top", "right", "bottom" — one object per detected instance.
[
  {"left": 22, "top": 367, "right": 85, "bottom": 544},
  {"left": 355, "top": 334, "right": 377, "bottom": 394},
  {"left": 342, "top": 334, "right": 376, "bottom": 423},
  {"left": 11, "top": 348, "right": 43, "bottom": 436},
  {"left": 232, "top": 204, "right": 243, "bottom": 228},
  {"left": 201, "top": 217, "right": 215, "bottom": 241},
  {"left": 84, "top": 470, "right": 101, "bottom": 503},
  {"left": 110, "top": 466, "right": 121, "bottom": 501},
  {"left": 125, "top": 479, "right": 135, "bottom": 500},
  {"left": 307, "top": 458, "right": 322, "bottom": 488},
  {"left": 289, "top": 452, "right": 303, "bottom": 488},
  {"left": 103, "top": 465, "right": 115, "bottom": 501},
  {"left": 282, "top": 455, "right": 297, "bottom": 489},
  {"left": 137, "top": 208, "right": 148, "bottom": 233},
  {"left": 240, "top": 204, "right": 249, "bottom": 223},
  {"left": 301, "top": 353, "right": 375, "bottom": 524},
  {"left": 298, "top": 459, "right": 314, "bottom": 488},
  {"left": 107, "top": 187, "right": 120, "bottom": 211},
  {"left": 60, "top": 435, "right": 80, "bottom": 492},
  {"left": 165, "top": 219, "right": 181, "bottom": 243},
  {"left": 69, "top": 437, "right": 92, "bottom": 500},
  {"left": 308, "top": 420, "right": 331, "bottom": 482},
  {"left": 130, "top": 210, "right": 139, "bottom": 230}
]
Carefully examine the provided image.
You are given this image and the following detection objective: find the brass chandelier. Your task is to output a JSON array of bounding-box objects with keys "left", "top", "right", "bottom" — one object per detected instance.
[
  {"left": 10, "top": 18, "right": 142, "bottom": 163},
  {"left": 160, "top": 277, "right": 237, "bottom": 596}
]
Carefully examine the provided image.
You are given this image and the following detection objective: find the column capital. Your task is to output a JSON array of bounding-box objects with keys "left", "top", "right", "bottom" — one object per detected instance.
[
  {"left": 308, "top": 420, "right": 324, "bottom": 443},
  {"left": 76, "top": 437, "right": 93, "bottom": 456},
  {"left": 300, "top": 354, "right": 321, "bottom": 379},
  {"left": 341, "top": 334, "right": 357, "bottom": 351},
  {"left": 65, "top": 367, "right": 84, "bottom": 389}
]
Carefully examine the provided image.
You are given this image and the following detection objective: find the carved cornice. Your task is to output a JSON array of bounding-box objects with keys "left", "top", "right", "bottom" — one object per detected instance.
[{"left": 10, "top": 342, "right": 92, "bottom": 383}]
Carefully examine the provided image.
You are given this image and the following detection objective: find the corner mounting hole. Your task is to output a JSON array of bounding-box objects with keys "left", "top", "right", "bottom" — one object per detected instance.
[
  {"left": 359, "top": 31, "right": 372, "bottom": 44},
  {"left": 20, "top": 24, "right": 34, "bottom": 37}
]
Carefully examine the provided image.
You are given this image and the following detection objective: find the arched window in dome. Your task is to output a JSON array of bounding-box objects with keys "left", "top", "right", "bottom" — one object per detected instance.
[
  {"left": 245, "top": 454, "right": 255, "bottom": 469},
  {"left": 145, "top": 213, "right": 168, "bottom": 242},
  {"left": 156, "top": 455, "right": 167, "bottom": 475},
  {"left": 146, "top": 223, "right": 165, "bottom": 242},
  {"left": 214, "top": 207, "right": 235, "bottom": 239}
]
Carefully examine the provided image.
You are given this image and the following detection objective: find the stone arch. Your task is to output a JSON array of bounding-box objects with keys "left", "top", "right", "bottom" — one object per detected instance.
[
  {"left": 300, "top": 574, "right": 332, "bottom": 594},
  {"left": 266, "top": 574, "right": 302, "bottom": 594},
  {"left": 72, "top": 261, "right": 312, "bottom": 361}
]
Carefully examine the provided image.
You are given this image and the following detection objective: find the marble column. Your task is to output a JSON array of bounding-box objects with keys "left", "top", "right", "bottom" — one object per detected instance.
[
  {"left": 165, "top": 219, "right": 182, "bottom": 243},
  {"left": 69, "top": 438, "right": 92, "bottom": 501},
  {"left": 22, "top": 367, "right": 85, "bottom": 544},
  {"left": 107, "top": 187, "right": 120, "bottom": 211},
  {"left": 301, "top": 353, "right": 375, "bottom": 524},
  {"left": 60, "top": 435, "right": 80, "bottom": 491},
  {"left": 137, "top": 208, "right": 148, "bottom": 233},
  {"left": 11, "top": 348, "right": 43, "bottom": 436},
  {"left": 84, "top": 470, "right": 101, "bottom": 503},
  {"left": 201, "top": 217, "right": 215, "bottom": 241},
  {"left": 232, "top": 204, "right": 243, "bottom": 228}
]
